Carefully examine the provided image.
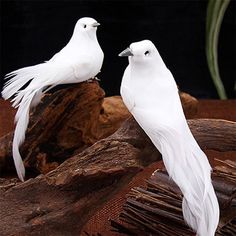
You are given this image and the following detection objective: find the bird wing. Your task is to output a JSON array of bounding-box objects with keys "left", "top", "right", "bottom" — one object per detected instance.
[
  {"left": 120, "top": 66, "right": 136, "bottom": 111},
  {"left": 121, "top": 85, "right": 135, "bottom": 112}
]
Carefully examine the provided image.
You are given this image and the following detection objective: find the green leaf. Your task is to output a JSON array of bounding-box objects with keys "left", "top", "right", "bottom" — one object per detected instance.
[{"left": 206, "top": 0, "right": 230, "bottom": 99}]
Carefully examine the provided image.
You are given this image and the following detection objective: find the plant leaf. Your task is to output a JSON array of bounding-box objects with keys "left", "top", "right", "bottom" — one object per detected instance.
[{"left": 206, "top": 0, "right": 230, "bottom": 99}]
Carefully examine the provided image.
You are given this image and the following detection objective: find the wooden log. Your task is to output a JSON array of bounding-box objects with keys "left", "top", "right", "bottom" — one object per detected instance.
[
  {"left": 111, "top": 161, "right": 236, "bottom": 236},
  {"left": 0, "top": 81, "right": 235, "bottom": 235},
  {"left": 189, "top": 119, "right": 236, "bottom": 152},
  {"left": 0, "top": 82, "right": 197, "bottom": 176},
  {"left": 179, "top": 90, "right": 198, "bottom": 118},
  {"left": 0, "top": 117, "right": 158, "bottom": 236},
  {"left": 0, "top": 82, "right": 131, "bottom": 175},
  {"left": 0, "top": 117, "right": 236, "bottom": 236}
]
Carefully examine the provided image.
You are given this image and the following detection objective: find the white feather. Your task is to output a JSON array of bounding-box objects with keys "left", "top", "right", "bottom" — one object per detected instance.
[
  {"left": 12, "top": 90, "right": 34, "bottom": 182},
  {"left": 120, "top": 40, "right": 219, "bottom": 236},
  {"left": 2, "top": 64, "right": 44, "bottom": 100},
  {"left": 2, "top": 17, "right": 104, "bottom": 181}
]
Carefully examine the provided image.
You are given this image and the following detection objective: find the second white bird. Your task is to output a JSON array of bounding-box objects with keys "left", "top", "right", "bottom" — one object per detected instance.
[{"left": 119, "top": 40, "right": 219, "bottom": 236}]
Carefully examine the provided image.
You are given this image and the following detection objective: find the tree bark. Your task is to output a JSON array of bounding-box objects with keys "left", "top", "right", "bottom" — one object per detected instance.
[
  {"left": 0, "top": 117, "right": 235, "bottom": 236},
  {"left": 111, "top": 161, "right": 236, "bottom": 236},
  {"left": 0, "top": 81, "right": 197, "bottom": 176},
  {"left": 0, "top": 81, "right": 235, "bottom": 235}
]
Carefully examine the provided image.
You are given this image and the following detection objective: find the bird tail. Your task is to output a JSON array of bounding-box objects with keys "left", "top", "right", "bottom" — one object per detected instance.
[
  {"left": 1, "top": 64, "right": 47, "bottom": 181},
  {"left": 151, "top": 126, "right": 219, "bottom": 236},
  {"left": 12, "top": 89, "right": 40, "bottom": 181},
  {"left": 1, "top": 62, "right": 75, "bottom": 181},
  {"left": 1, "top": 64, "right": 45, "bottom": 101}
]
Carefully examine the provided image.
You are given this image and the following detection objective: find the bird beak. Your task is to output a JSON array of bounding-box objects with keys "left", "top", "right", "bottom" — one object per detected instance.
[
  {"left": 119, "top": 48, "right": 133, "bottom": 57},
  {"left": 92, "top": 22, "right": 100, "bottom": 27}
]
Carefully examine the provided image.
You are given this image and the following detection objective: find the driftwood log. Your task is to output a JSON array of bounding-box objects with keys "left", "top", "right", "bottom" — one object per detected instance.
[
  {"left": 0, "top": 81, "right": 197, "bottom": 176},
  {"left": 0, "top": 117, "right": 236, "bottom": 235},
  {"left": 0, "top": 82, "right": 130, "bottom": 175},
  {"left": 0, "top": 119, "right": 235, "bottom": 235},
  {"left": 111, "top": 160, "right": 236, "bottom": 236},
  {"left": 0, "top": 81, "right": 235, "bottom": 236}
]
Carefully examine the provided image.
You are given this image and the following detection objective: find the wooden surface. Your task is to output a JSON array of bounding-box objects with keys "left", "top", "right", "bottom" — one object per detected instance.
[
  {"left": 0, "top": 99, "right": 235, "bottom": 139},
  {"left": 0, "top": 86, "right": 197, "bottom": 178},
  {"left": 0, "top": 97, "right": 235, "bottom": 236},
  {"left": 0, "top": 100, "right": 16, "bottom": 137},
  {"left": 0, "top": 118, "right": 235, "bottom": 235},
  {"left": 83, "top": 99, "right": 236, "bottom": 235},
  {"left": 112, "top": 162, "right": 236, "bottom": 236}
]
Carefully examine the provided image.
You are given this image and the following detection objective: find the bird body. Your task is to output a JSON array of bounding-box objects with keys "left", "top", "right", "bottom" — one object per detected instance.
[
  {"left": 119, "top": 40, "right": 219, "bottom": 236},
  {"left": 2, "top": 17, "right": 104, "bottom": 181}
]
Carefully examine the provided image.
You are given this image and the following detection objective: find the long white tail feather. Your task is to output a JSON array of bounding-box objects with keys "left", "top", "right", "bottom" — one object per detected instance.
[
  {"left": 12, "top": 90, "right": 36, "bottom": 181},
  {"left": 31, "top": 88, "right": 43, "bottom": 108},
  {"left": 2, "top": 64, "right": 48, "bottom": 181},
  {"left": 134, "top": 112, "right": 218, "bottom": 235},
  {"left": 2, "top": 62, "right": 75, "bottom": 181},
  {"left": 1, "top": 62, "right": 72, "bottom": 101},
  {"left": 3, "top": 67, "right": 43, "bottom": 177},
  {"left": 1, "top": 64, "right": 45, "bottom": 100},
  {"left": 12, "top": 90, "right": 26, "bottom": 108},
  {"left": 153, "top": 127, "right": 219, "bottom": 236}
]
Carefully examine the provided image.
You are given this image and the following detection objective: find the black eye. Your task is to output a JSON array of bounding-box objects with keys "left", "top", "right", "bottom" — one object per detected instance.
[
  {"left": 144, "top": 51, "right": 150, "bottom": 56},
  {"left": 83, "top": 24, "right": 87, "bottom": 28}
]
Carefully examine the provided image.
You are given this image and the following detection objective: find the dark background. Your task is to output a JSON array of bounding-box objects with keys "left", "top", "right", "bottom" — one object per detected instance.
[{"left": 0, "top": 0, "right": 235, "bottom": 98}]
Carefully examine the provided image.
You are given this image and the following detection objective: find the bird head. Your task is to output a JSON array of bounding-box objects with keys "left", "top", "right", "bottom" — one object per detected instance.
[
  {"left": 119, "top": 40, "right": 158, "bottom": 64},
  {"left": 74, "top": 17, "right": 100, "bottom": 38}
]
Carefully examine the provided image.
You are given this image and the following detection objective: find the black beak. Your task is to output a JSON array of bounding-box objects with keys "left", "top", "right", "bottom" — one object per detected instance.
[
  {"left": 92, "top": 22, "right": 100, "bottom": 27},
  {"left": 118, "top": 48, "right": 133, "bottom": 57}
]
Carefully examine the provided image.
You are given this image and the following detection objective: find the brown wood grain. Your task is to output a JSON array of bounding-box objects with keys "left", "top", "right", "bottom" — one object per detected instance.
[
  {"left": 0, "top": 81, "right": 235, "bottom": 236},
  {"left": 0, "top": 117, "right": 235, "bottom": 236}
]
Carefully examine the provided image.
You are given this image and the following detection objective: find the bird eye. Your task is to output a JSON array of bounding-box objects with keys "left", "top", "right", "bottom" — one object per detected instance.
[
  {"left": 144, "top": 51, "right": 150, "bottom": 56},
  {"left": 83, "top": 24, "right": 87, "bottom": 28}
]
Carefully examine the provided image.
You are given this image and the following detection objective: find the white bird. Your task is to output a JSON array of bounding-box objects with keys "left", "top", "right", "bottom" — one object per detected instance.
[
  {"left": 2, "top": 17, "right": 104, "bottom": 182},
  {"left": 119, "top": 40, "right": 219, "bottom": 236}
]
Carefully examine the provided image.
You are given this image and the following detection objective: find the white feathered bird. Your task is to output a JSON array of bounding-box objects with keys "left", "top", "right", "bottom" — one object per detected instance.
[
  {"left": 2, "top": 17, "right": 104, "bottom": 182},
  {"left": 119, "top": 40, "right": 219, "bottom": 236}
]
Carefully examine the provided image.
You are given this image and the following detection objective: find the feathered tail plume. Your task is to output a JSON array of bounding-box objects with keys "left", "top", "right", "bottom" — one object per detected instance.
[
  {"left": 2, "top": 65, "right": 45, "bottom": 181},
  {"left": 150, "top": 125, "right": 219, "bottom": 236},
  {"left": 11, "top": 90, "right": 39, "bottom": 181},
  {"left": 1, "top": 63, "right": 70, "bottom": 181},
  {"left": 2, "top": 64, "right": 45, "bottom": 101}
]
